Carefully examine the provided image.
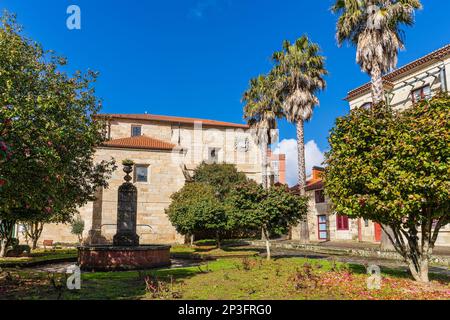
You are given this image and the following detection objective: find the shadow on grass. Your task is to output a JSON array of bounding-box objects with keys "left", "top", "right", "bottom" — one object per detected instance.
[
  {"left": 2, "top": 259, "right": 236, "bottom": 300},
  {"left": 347, "top": 263, "right": 450, "bottom": 284}
]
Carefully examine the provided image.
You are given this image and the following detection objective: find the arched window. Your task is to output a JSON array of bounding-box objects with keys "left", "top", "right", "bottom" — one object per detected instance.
[{"left": 361, "top": 102, "right": 373, "bottom": 110}]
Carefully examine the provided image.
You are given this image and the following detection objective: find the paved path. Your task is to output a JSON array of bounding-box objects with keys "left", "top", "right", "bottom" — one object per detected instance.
[
  {"left": 256, "top": 247, "right": 450, "bottom": 277},
  {"left": 25, "top": 258, "right": 200, "bottom": 274},
  {"left": 305, "top": 240, "right": 450, "bottom": 256}
]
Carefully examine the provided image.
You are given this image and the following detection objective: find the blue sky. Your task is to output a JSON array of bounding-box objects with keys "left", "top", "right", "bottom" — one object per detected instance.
[{"left": 2, "top": 0, "right": 449, "bottom": 185}]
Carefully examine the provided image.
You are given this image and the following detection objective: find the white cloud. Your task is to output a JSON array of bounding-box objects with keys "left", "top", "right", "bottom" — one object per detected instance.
[
  {"left": 273, "top": 139, "right": 325, "bottom": 187},
  {"left": 188, "top": 0, "right": 231, "bottom": 19}
]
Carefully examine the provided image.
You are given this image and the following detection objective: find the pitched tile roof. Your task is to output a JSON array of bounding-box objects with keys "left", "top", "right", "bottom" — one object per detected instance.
[
  {"left": 290, "top": 179, "right": 324, "bottom": 194},
  {"left": 98, "top": 113, "right": 250, "bottom": 129},
  {"left": 101, "top": 135, "right": 176, "bottom": 151},
  {"left": 345, "top": 44, "right": 450, "bottom": 101}
]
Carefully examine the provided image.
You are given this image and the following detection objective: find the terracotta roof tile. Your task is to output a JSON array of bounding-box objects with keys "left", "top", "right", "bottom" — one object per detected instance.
[
  {"left": 102, "top": 135, "right": 176, "bottom": 151},
  {"left": 98, "top": 114, "right": 250, "bottom": 129},
  {"left": 345, "top": 44, "right": 450, "bottom": 101},
  {"left": 290, "top": 179, "right": 324, "bottom": 194}
]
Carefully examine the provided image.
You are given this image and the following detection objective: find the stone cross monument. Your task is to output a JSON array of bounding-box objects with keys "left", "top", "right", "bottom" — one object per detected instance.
[{"left": 113, "top": 162, "right": 139, "bottom": 246}]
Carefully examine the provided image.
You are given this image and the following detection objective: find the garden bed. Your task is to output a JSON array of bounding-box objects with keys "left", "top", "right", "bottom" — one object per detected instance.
[{"left": 0, "top": 249, "right": 78, "bottom": 268}]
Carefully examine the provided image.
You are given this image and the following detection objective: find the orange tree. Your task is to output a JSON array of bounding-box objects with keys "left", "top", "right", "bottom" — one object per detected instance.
[
  {"left": 226, "top": 181, "right": 308, "bottom": 260},
  {"left": 0, "top": 13, "right": 116, "bottom": 256},
  {"left": 324, "top": 94, "right": 449, "bottom": 283},
  {"left": 166, "top": 182, "right": 228, "bottom": 248}
]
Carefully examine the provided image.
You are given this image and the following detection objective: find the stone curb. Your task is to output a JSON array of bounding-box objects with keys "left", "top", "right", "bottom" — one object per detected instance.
[{"left": 245, "top": 241, "right": 450, "bottom": 267}]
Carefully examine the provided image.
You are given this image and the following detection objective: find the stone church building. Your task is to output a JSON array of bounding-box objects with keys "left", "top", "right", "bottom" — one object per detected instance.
[{"left": 30, "top": 113, "right": 285, "bottom": 246}]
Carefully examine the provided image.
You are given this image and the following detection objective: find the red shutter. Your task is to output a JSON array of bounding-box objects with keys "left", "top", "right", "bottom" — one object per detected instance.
[
  {"left": 343, "top": 215, "right": 349, "bottom": 230},
  {"left": 337, "top": 215, "right": 349, "bottom": 231}
]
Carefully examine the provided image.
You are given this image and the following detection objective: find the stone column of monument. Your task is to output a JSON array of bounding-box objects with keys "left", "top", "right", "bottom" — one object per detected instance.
[
  {"left": 113, "top": 162, "right": 140, "bottom": 246},
  {"left": 85, "top": 188, "right": 107, "bottom": 245}
]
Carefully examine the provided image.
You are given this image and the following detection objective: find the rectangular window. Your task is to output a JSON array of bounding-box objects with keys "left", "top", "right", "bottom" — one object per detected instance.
[
  {"left": 315, "top": 190, "right": 325, "bottom": 204},
  {"left": 336, "top": 215, "right": 349, "bottom": 231},
  {"left": 208, "top": 148, "right": 220, "bottom": 163},
  {"left": 131, "top": 125, "right": 142, "bottom": 137},
  {"left": 412, "top": 85, "right": 431, "bottom": 103},
  {"left": 134, "top": 165, "right": 148, "bottom": 183},
  {"left": 318, "top": 215, "right": 328, "bottom": 240},
  {"left": 364, "top": 219, "right": 369, "bottom": 227}
]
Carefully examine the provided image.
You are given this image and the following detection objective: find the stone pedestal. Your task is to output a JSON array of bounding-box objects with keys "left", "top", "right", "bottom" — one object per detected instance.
[
  {"left": 78, "top": 162, "right": 171, "bottom": 271},
  {"left": 78, "top": 245, "right": 171, "bottom": 271},
  {"left": 113, "top": 166, "right": 139, "bottom": 246}
]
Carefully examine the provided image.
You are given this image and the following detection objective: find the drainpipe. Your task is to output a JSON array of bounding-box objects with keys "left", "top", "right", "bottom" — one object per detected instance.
[{"left": 440, "top": 62, "right": 448, "bottom": 92}]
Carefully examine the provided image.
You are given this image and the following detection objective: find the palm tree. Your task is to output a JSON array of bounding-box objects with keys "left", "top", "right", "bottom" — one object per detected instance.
[
  {"left": 242, "top": 74, "right": 280, "bottom": 190},
  {"left": 332, "top": 0, "right": 422, "bottom": 104},
  {"left": 271, "top": 36, "right": 327, "bottom": 242}
]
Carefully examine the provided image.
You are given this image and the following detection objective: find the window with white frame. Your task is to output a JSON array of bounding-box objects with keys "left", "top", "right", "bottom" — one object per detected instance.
[
  {"left": 411, "top": 85, "right": 431, "bottom": 103},
  {"left": 208, "top": 147, "right": 220, "bottom": 163},
  {"left": 134, "top": 165, "right": 148, "bottom": 183},
  {"left": 131, "top": 125, "right": 142, "bottom": 137},
  {"left": 315, "top": 189, "right": 325, "bottom": 204}
]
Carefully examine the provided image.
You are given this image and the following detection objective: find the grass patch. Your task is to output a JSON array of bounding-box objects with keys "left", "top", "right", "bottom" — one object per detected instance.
[{"left": 1, "top": 257, "right": 448, "bottom": 300}]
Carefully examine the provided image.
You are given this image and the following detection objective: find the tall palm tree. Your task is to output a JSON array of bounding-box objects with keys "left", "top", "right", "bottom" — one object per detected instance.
[
  {"left": 271, "top": 36, "right": 327, "bottom": 242},
  {"left": 242, "top": 74, "right": 280, "bottom": 190},
  {"left": 332, "top": 0, "right": 422, "bottom": 104}
]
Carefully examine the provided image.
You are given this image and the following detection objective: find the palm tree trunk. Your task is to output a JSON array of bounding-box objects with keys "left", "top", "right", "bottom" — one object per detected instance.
[
  {"left": 296, "top": 120, "right": 309, "bottom": 243},
  {"left": 370, "top": 62, "right": 384, "bottom": 105},
  {"left": 261, "top": 141, "right": 268, "bottom": 190}
]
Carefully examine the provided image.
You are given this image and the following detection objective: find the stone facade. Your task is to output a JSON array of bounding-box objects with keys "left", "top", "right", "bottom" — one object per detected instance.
[
  {"left": 28, "top": 114, "right": 285, "bottom": 246},
  {"left": 291, "top": 167, "right": 381, "bottom": 243},
  {"left": 346, "top": 44, "right": 450, "bottom": 111},
  {"left": 291, "top": 166, "right": 450, "bottom": 246},
  {"left": 338, "top": 44, "right": 450, "bottom": 246}
]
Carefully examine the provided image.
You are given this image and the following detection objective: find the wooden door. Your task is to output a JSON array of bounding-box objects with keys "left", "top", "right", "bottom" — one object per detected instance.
[{"left": 374, "top": 223, "right": 382, "bottom": 242}]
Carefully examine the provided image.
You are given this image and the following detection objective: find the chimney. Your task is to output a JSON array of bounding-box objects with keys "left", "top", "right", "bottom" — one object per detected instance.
[
  {"left": 278, "top": 154, "right": 286, "bottom": 185},
  {"left": 312, "top": 166, "right": 325, "bottom": 181}
]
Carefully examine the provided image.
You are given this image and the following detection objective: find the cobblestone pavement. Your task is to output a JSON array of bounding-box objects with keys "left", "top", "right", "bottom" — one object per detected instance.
[{"left": 301, "top": 241, "right": 450, "bottom": 256}]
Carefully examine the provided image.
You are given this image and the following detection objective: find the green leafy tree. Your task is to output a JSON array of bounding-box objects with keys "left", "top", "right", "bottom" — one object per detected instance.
[
  {"left": 0, "top": 13, "right": 116, "bottom": 256},
  {"left": 192, "top": 162, "right": 248, "bottom": 200},
  {"left": 166, "top": 183, "right": 228, "bottom": 248},
  {"left": 271, "top": 35, "right": 327, "bottom": 242},
  {"left": 332, "top": 0, "right": 422, "bottom": 104},
  {"left": 324, "top": 95, "right": 449, "bottom": 283},
  {"left": 226, "top": 181, "right": 308, "bottom": 260},
  {"left": 70, "top": 216, "right": 85, "bottom": 244}
]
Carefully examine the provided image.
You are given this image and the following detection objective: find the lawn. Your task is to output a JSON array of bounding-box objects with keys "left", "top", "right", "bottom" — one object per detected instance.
[{"left": 1, "top": 257, "right": 449, "bottom": 300}]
